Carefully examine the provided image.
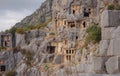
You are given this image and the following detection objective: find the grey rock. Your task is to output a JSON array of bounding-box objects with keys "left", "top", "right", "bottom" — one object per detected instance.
[
  {"left": 101, "top": 10, "right": 120, "bottom": 28},
  {"left": 111, "top": 26, "right": 120, "bottom": 39},
  {"left": 88, "top": 56, "right": 108, "bottom": 73},
  {"left": 107, "top": 26, "right": 120, "bottom": 56},
  {"left": 27, "top": 67, "right": 40, "bottom": 76},
  {"left": 75, "top": 50, "right": 82, "bottom": 62},
  {"left": 76, "top": 63, "right": 85, "bottom": 73},
  {"left": 102, "top": 27, "right": 116, "bottom": 40},
  {"left": 82, "top": 48, "right": 87, "bottom": 58},
  {"left": 107, "top": 39, "right": 114, "bottom": 56},
  {"left": 54, "top": 69, "right": 67, "bottom": 76},
  {"left": 24, "top": 30, "right": 46, "bottom": 44},
  {"left": 16, "top": 63, "right": 27, "bottom": 76},
  {"left": 98, "top": 40, "right": 110, "bottom": 56},
  {"left": 15, "top": 0, "right": 53, "bottom": 27},
  {"left": 107, "top": 39, "right": 120, "bottom": 56},
  {"left": 53, "top": 55, "right": 63, "bottom": 64},
  {"left": 106, "top": 56, "right": 120, "bottom": 74},
  {"left": 16, "top": 33, "right": 26, "bottom": 47},
  {"left": 14, "top": 52, "right": 24, "bottom": 66},
  {"left": 0, "top": 51, "right": 16, "bottom": 71}
]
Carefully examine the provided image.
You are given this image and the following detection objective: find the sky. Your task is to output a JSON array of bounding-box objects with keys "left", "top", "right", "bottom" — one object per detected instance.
[{"left": 0, "top": 0, "right": 45, "bottom": 32}]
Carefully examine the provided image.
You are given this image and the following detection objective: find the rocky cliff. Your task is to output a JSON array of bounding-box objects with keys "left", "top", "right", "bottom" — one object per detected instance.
[
  {"left": 1, "top": 0, "right": 120, "bottom": 76},
  {"left": 15, "top": 0, "right": 53, "bottom": 28}
]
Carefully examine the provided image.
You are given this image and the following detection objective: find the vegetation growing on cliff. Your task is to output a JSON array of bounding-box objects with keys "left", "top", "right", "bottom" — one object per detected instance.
[
  {"left": 35, "top": 18, "right": 52, "bottom": 29},
  {"left": 8, "top": 27, "right": 17, "bottom": 34},
  {"left": 108, "top": 4, "right": 120, "bottom": 10},
  {"left": 85, "top": 23, "right": 101, "bottom": 44},
  {"left": 16, "top": 28, "right": 25, "bottom": 34},
  {"left": 8, "top": 18, "right": 52, "bottom": 34},
  {"left": 20, "top": 49, "right": 35, "bottom": 67},
  {"left": 5, "top": 69, "right": 17, "bottom": 76},
  {"left": 0, "top": 46, "right": 6, "bottom": 51}
]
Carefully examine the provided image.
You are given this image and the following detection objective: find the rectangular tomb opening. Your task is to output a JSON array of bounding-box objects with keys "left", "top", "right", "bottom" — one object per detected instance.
[
  {"left": 47, "top": 46, "right": 56, "bottom": 54},
  {"left": 0, "top": 65, "right": 6, "bottom": 72}
]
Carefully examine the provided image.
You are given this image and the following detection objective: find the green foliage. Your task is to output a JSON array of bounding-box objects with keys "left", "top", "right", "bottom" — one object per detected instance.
[
  {"left": 85, "top": 23, "right": 101, "bottom": 44},
  {"left": 15, "top": 26, "right": 36, "bottom": 34},
  {"left": 7, "top": 18, "right": 52, "bottom": 34},
  {"left": 5, "top": 69, "right": 17, "bottom": 76},
  {"left": 44, "top": 63, "right": 50, "bottom": 71},
  {"left": 7, "top": 24, "right": 34, "bottom": 34},
  {"left": 108, "top": 4, "right": 120, "bottom": 10},
  {"left": 71, "top": 62, "right": 77, "bottom": 66},
  {"left": 0, "top": 46, "right": 6, "bottom": 51},
  {"left": 24, "top": 25, "right": 34, "bottom": 31},
  {"left": 8, "top": 27, "right": 17, "bottom": 34},
  {"left": 115, "top": 5, "right": 120, "bottom": 10},
  {"left": 34, "top": 25, "right": 41, "bottom": 29},
  {"left": 7, "top": 17, "right": 52, "bottom": 34},
  {"left": 36, "top": 18, "right": 52, "bottom": 29},
  {"left": 5, "top": 29, "right": 9, "bottom": 33},
  {"left": 108, "top": 4, "right": 115, "bottom": 10},
  {"left": 16, "top": 25, "right": 34, "bottom": 34},
  {"left": 16, "top": 28, "right": 24, "bottom": 34},
  {"left": 79, "top": 48, "right": 83, "bottom": 54},
  {"left": 49, "top": 32, "right": 55, "bottom": 35}
]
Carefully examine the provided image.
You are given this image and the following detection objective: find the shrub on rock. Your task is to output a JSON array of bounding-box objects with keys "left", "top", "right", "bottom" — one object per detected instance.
[{"left": 85, "top": 23, "right": 101, "bottom": 44}]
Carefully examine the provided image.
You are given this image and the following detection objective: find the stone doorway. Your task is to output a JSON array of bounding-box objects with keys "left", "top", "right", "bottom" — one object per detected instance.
[
  {"left": 0, "top": 65, "right": 6, "bottom": 72},
  {"left": 47, "top": 46, "right": 56, "bottom": 54},
  {"left": 83, "top": 8, "right": 91, "bottom": 17}
]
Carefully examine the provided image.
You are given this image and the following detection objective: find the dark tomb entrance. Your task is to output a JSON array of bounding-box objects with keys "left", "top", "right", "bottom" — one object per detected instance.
[
  {"left": 83, "top": 21, "right": 86, "bottom": 28},
  {"left": 47, "top": 46, "right": 56, "bottom": 54},
  {"left": 84, "top": 8, "right": 91, "bottom": 17},
  {"left": 0, "top": 65, "right": 6, "bottom": 71}
]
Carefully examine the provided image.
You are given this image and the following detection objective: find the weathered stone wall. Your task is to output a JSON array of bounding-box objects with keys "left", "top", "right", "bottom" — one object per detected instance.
[
  {"left": 16, "top": 29, "right": 46, "bottom": 47},
  {"left": 0, "top": 51, "right": 23, "bottom": 72},
  {"left": 2, "top": 0, "right": 120, "bottom": 76},
  {"left": 99, "top": 10, "right": 120, "bottom": 74}
]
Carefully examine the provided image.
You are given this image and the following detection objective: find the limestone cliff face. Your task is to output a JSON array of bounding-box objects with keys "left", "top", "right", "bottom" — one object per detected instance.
[
  {"left": 15, "top": 0, "right": 53, "bottom": 28},
  {"left": 1, "top": 0, "right": 120, "bottom": 76}
]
